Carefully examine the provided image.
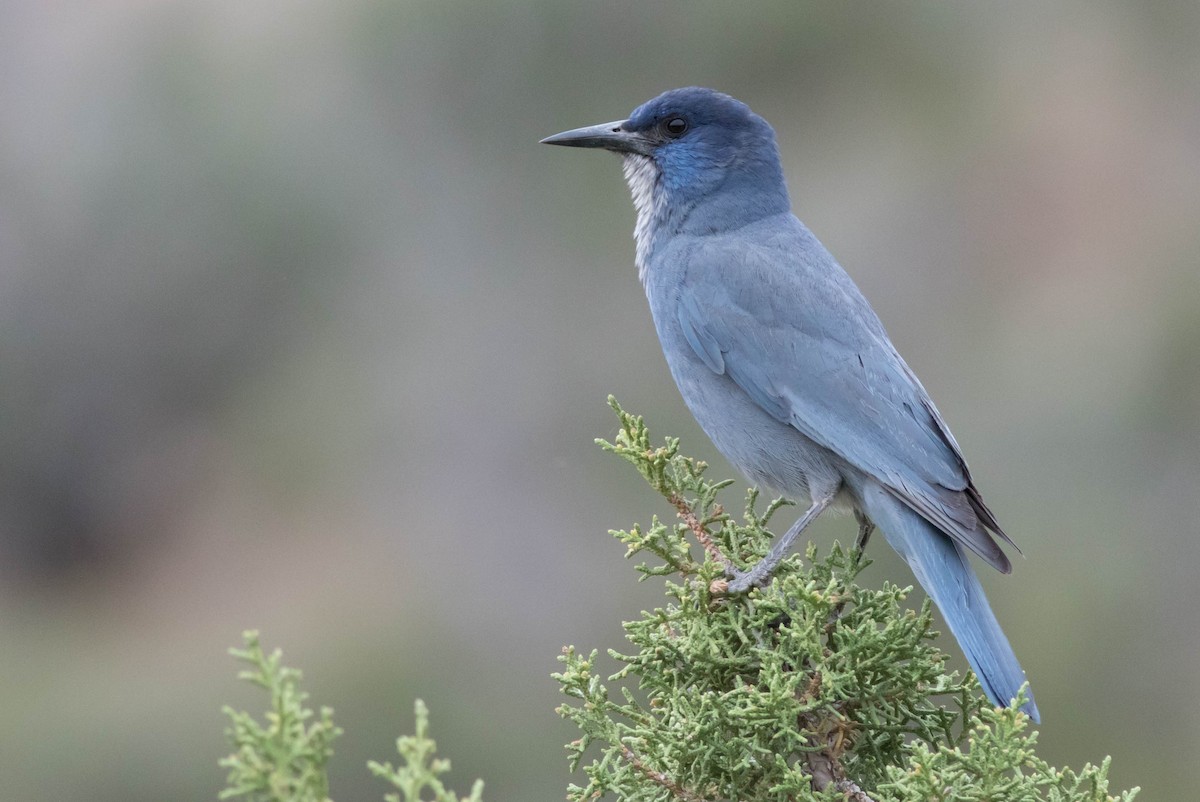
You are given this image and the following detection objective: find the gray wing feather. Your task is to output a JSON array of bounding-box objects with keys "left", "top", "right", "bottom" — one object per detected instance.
[
  {"left": 677, "top": 292, "right": 725, "bottom": 374},
  {"left": 676, "top": 224, "right": 1014, "bottom": 571}
]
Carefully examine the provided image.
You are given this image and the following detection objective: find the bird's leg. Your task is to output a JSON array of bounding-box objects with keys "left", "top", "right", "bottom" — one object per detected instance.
[
  {"left": 823, "top": 511, "right": 876, "bottom": 629},
  {"left": 726, "top": 492, "right": 834, "bottom": 593},
  {"left": 853, "top": 510, "right": 875, "bottom": 560}
]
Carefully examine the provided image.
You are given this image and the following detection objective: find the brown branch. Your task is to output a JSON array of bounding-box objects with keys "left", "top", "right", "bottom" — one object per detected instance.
[
  {"left": 802, "top": 742, "right": 839, "bottom": 794},
  {"left": 668, "top": 493, "right": 733, "bottom": 571},
  {"left": 798, "top": 722, "right": 878, "bottom": 802},
  {"left": 798, "top": 669, "right": 879, "bottom": 802},
  {"left": 619, "top": 743, "right": 709, "bottom": 802},
  {"left": 833, "top": 778, "right": 879, "bottom": 802}
]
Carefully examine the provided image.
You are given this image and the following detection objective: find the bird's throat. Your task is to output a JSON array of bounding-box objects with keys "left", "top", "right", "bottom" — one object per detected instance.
[{"left": 621, "top": 154, "right": 669, "bottom": 285}]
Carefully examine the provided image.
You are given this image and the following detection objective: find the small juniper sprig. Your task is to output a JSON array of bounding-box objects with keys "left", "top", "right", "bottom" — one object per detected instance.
[
  {"left": 369, "top": 700, "right": 485, "bottom": 802},
  {"left": 219, "top": 631, "right": 342, "bottom": 802}
]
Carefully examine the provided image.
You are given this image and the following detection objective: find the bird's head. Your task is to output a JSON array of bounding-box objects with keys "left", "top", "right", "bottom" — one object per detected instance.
[{"left": 542, "top": 87, "right": 789, "bottom": 229}]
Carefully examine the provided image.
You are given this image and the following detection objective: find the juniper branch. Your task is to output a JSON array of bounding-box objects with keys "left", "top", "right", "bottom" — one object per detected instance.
[{"left": 558, "top": 398, "right": 1139, "bottom": 802}]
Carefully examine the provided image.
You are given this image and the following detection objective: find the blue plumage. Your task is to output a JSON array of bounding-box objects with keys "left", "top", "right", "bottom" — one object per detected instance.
[{"left": 543, "top": 87, "right": 1039, "bottom": 722}]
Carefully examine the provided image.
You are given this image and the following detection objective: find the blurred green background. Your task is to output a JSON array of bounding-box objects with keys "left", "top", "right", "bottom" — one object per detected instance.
[{"left": 0, "top": 0, "right": 1196, "bottom": 799}]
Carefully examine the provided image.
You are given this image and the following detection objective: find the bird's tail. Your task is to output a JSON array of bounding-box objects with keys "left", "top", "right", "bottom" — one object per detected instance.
[{"left": 852, "top": 478, "right": 1040, "bottom": 723}]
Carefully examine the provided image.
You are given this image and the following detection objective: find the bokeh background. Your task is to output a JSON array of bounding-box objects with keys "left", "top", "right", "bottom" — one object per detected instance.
[{"left": 0, "top": 0, "right": 1196, "bottom": 799}]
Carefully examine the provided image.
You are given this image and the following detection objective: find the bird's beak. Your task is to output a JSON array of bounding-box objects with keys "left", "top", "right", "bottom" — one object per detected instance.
[{"left": 540, "top": 120, "right": 652, "bottom": 155}]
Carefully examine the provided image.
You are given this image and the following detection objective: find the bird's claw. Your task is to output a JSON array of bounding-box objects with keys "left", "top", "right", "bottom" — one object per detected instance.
[{"left": 724, "top": 567, "right": 765, "bottom": 594}]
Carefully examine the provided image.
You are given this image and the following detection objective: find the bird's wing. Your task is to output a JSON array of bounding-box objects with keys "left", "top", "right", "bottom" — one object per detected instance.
[{"left": 675, "top": 225, "right": 1014, "bottom": 571}]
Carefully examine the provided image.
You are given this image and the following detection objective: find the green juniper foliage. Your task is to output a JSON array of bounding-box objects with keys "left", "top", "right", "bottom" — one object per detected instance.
[
  {"left": 553, "top": 397, "right": 1137, "bottom": 802},
  {"left": 369, "top": 700, "right": 485, "bottom": 802},
  {"left": 220, "top": 631, "right": 342, "bottom": 802},
  {"left": 220, "top": 632, "right": 483, "bottom": 802}
]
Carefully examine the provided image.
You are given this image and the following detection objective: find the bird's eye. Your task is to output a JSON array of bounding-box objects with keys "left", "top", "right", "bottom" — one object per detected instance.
[{"left": 662, "top": 117, "right": 688, "bottom": 137}]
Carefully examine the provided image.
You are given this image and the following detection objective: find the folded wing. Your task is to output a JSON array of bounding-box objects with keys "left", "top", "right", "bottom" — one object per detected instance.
[{"left": 675, "top": 224, "right": 1015, "bottom": 572}]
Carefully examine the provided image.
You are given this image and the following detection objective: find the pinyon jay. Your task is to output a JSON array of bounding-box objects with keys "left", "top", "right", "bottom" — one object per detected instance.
[{"left": 542, "top": 87, "right": 1038, "bottom": 722}]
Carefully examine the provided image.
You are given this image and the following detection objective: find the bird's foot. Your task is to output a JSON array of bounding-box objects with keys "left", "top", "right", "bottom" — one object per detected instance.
[
  {"left": 722, "top": 494, "right": 837, "bottom": 594},
  {"left": 853, "top": 511, "right": 875, "bottom": 555},
  {"left": 724, "top": 563, "right": 774, "bottom": 594}
]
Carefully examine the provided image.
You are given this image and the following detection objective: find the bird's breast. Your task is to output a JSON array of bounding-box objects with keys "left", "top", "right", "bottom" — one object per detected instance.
[{"left": 642, "top": 267, "right": 844, "bottom": 503}]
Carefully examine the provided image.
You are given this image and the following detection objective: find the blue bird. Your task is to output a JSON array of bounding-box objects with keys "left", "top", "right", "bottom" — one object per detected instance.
[{"left": 542, "top": 87, "right": 1039, "bottom": 722}]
